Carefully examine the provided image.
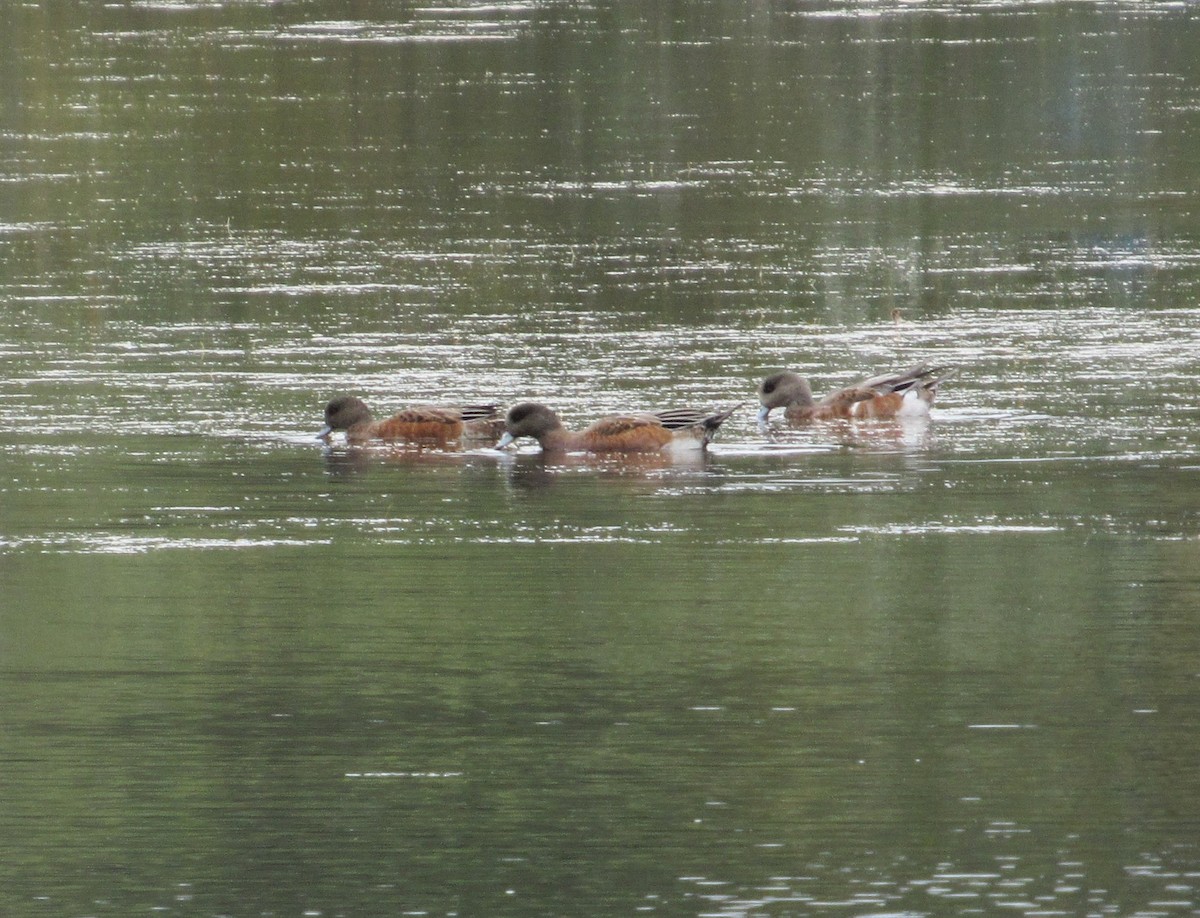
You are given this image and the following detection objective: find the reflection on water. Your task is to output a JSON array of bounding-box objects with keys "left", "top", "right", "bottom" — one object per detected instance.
[
  {"left": 678, "top": 839, "right": 1200, "bottom": 915},
  {"left": 4, "top": 0, "right": 1200, "bottom": 915}
]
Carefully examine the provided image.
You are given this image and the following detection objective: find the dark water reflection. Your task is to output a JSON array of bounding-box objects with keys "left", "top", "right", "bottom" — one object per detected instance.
[
  {"left": 6, "top": 428, "right": 1200, "bottom": 915},
  {"left": 5, "top": 1, "right": 1200, "bottom": 916}
]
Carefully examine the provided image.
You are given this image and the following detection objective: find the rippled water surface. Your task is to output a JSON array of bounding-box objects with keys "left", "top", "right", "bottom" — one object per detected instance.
[{"left": 4, "top": 2, "right": 1200, "bottom": 916}]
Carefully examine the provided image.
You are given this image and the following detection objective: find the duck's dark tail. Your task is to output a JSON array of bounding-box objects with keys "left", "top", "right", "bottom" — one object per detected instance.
[{"left": 704, "top": 403, "right": 742, "bottom": 430}]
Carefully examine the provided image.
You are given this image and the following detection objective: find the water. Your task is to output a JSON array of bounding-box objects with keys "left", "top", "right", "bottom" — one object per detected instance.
[{"left": 4, "top": 2, "right": 1200, "bottom": 916}]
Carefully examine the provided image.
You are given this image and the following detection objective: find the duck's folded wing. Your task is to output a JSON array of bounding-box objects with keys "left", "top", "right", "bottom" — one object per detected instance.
[
  {"left": 854, "top": 363, "right": 931, "bottom": 392},
  {"left": 372, "top": 406, "right": 465, "bottom": 440},
  {"left": 459, "top": 404, "right": 502, "bottom": 423},
  {"left": 843, "top": 363, "right": 956, "bottom": 398},
  {"left": 394, "top": 406, "right": 463, "bottom": 425},
  {"left": 649, "top": 407, "right": 715, "bottom": 429}
]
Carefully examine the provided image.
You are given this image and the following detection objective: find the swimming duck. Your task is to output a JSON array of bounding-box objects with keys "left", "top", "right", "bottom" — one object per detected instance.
[
  {"left": 757, "top": 363, "right": 953, "bottom": 423},
  {"left": 318, "top": 395, "right": 505, "bottom": 446},
  {"left": 495, "top": 402, "right": 739, "bottom": 454}
]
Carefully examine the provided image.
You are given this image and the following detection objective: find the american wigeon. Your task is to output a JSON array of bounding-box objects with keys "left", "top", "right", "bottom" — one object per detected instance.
[
  {"left": 495, "top": 403, "right": 740, "bottom": 454},
  {"left": 757, "top": 363, "right": 953, "bottom": 423},
  {"left": 318, "top": 395, "right": 505, "bottom": 446}
]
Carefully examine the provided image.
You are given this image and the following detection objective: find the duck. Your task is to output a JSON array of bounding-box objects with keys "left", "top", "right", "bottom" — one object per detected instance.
[
  {"left": 495, "top": 402, "right": 740, "bottom": 454},
  {"left": 757, "top": 363, "right": 954, "bottom": 423},
  {"left": 317, "top": 395, "right": 505, "bottom": 446}
]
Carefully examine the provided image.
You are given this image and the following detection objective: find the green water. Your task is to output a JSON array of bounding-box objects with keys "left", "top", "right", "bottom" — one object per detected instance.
[{"left": 4, "top": 2, "right": 1200, "bottom": 916}]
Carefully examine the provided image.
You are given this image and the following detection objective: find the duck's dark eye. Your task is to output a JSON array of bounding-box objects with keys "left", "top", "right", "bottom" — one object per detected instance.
[{"left": 762, "top": 380, "right": 776, "bottom": 394}]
